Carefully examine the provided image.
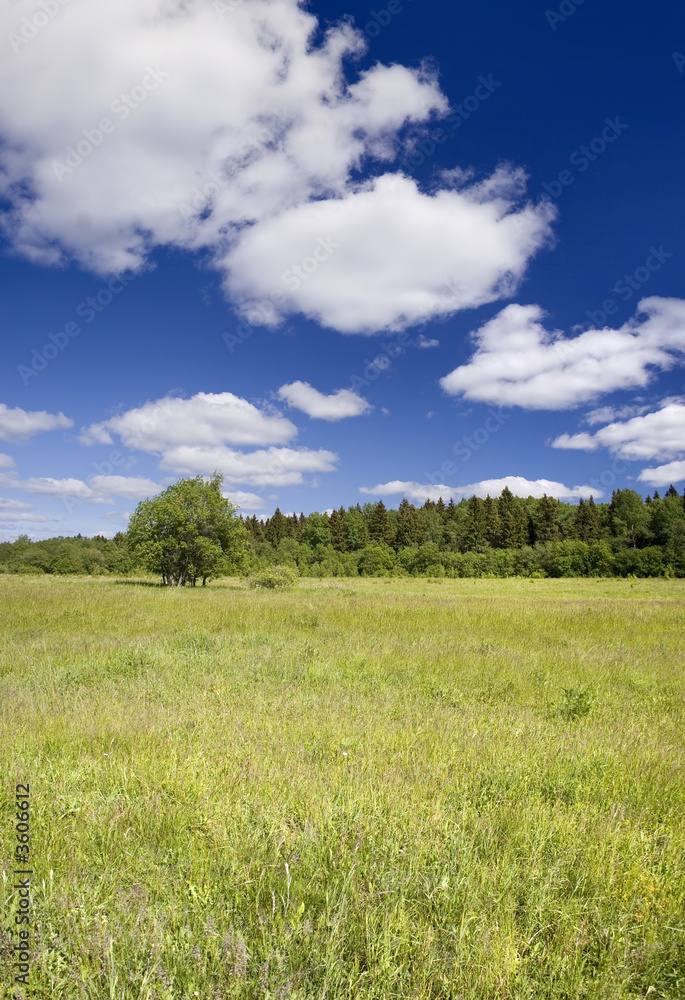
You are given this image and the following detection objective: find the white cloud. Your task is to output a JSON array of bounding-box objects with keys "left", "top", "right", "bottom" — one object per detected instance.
[
  {"left": 440, "top": 297, "right": 685, "bottom": 409},
  {"left": 0, "top": 454, "right": 16, "bottom": 469},
  {"left": 88, "top": 476, "right": 159, "bottom": 500},
  {"left": 416, "top": 335, "right": 439, "bottom": 348},
  {"left": 360, "top": 475, "right": 602, "bottom": 502},
  {"left": 637, "top": 461, "right": 685, "bottom": 487},
  {"left": 277, "top": 381, "right": 371, "bottom": 420},
  {"left": 160, "top": 445, "right": 338, "bottom": 487},
  {"left": 550, "top": 433, "right": 599, "bottom": 451},
  {"left": 0, "top": 512, "right": 48, "bottom": 523},
  {"left": 81, "top": 391, "right": 339, "bottom": 488},
  {"left": 12, "top": 474, "right": 160, "bottom": 505},
  {"left": 0, "top": 404, "right": 72, "bottom": 442},
  {"left": 585, "top": 404, "right": 650, "bottom": 425},
  {"left": 222, "top": 490, "right": 267, "bottom": 510},
  {"left": 0, "top": 1, "right": 554, "bottom": 333},
  {"left": 224, "top": 171, "right": 555, "bottom": 334},
  {"left": 80, "top": 392, "right": 295, "bottom": 450},
  {"left": 19, "top": 477, "right": 106, "bottom": 501},
  {"left": 0, "top": 498, "right": 34, "bottom": 510},
  {"left": 551, "top": 399, "right": 685, "bottom": 461}
]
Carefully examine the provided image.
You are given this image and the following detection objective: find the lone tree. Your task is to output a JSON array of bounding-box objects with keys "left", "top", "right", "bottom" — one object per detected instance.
[{"left": 127, "top": 473, "right": 248, "bottom": 586}]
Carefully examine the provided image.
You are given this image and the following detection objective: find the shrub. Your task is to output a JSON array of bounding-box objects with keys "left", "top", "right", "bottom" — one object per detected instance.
[
  {"left": 357, "top": 543, "right": 396, "bottom": 576},
  {"left": 558, "top": 687, "right": 593, "bottom": 720},
  {"left": 247, "top": 565, "right": 298, "bottom": 589}
]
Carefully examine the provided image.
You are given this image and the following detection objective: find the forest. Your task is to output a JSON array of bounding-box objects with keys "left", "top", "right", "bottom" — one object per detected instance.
[{"left": 2, "top": 485, "right": 685, "bottom": 578}]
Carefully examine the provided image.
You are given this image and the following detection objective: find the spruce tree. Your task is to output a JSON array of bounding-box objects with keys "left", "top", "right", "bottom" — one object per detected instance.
[
  {"left": 533, "top": 494, "right": 560, "bottom": 543},
  {"left": 483, "top": 495, "right": 501, "bottom": 547},
  {"left": 462, "top": 495, "right": 487, "bottom": 552},
  {"left": 328, "top": 506, "right": 347, "bottom": 552},
  {"left": 368, "top": 500, "right": 395, "bottom": 546},
  {"left": 264, "top": 507, "right": 289, "bottom": 546},
  {"left": 573, "top": 495, "right": 601, "bottom": 542},
  {"left": 417, "top": 502, "right": 444, "bottom": 545},
  {"left": 498, "top": 486, "right": 524, "bottom": 548},
  {"left": 395, "top": 497, "right": 420, "bottom": 549}
]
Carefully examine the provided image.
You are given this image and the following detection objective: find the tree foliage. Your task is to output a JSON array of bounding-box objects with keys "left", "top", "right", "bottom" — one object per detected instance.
[
  {"left": 126, "top": 473, "right": 248, "bottom": 586},
  {"left": 4, "top": 483, "right": 685, "bottom": 580}
]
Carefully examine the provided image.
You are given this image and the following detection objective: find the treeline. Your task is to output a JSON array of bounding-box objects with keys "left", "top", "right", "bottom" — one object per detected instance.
[
  {"left": 242, "top": 487, "right": 685, "bottom": 578},
  {"left": 2, "top": 486, "right": 685, "bottom": 578},
  {"left": 0, "top": 533, "right": 133, "bottom": 576}
]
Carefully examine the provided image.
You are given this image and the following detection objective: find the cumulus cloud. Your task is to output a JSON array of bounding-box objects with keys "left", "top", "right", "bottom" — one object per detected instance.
[
  {"left": 0, "top": 496, "right": 45, "bottom": 524},
  {"left": 223, "top": 171, "right": 555, "bottom": 333},
  {"left": 416, "top": 335, "right": 439, "bottom": 348},
  {"left": 360, "top": 475, "right": 602, "bottom": 502},
  {"left": 0, "top": 512, "right": 48, "bottom": 523},
  {"left": 0, "top": 498, "right": 34, "bottom": 510},
  {"left": 637, "top": 461, "right": 685, "bottom": 487},
  {"left": 551, "top": 398, "right": 685, "bottom": 462},
  {"left": 0, "top": 455, "right": 16, "bottom": 469},
  {"left": 222, "top": 490, "right": 267, "bottom": 510},
  {"left": 160, "top": 445, "right": 338, "bottom": 487},
  {"left": 15, "top": 475, "right": 161, "bottom": 504},
  {"left": 440, "top": 297, "right": 685, "bottom": 408},
  {"left": 550, "top": 433, "right": 599, "bottom": 451},
  {"left": 277, "top": 381, "right": 371, "bottom": 420},
  {"left": 80, "top": 391, "right": 338, "bottom": 488},
  {"left": 0, "top": 0, "right": 554, "bottom": 333},
  {"left": 0, "top": 404, "right": 72, "bottom": 443},
  {"left": 585, "top": 404, "right": 650, "bottom": 425},
  {"left": 79, "top": 392, "right": 295, "bottom": 450}
]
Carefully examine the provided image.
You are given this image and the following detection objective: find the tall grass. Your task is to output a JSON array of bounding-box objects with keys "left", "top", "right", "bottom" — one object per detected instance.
[{"left": 1, "top": 575, "right": 684, "bottom": 999}]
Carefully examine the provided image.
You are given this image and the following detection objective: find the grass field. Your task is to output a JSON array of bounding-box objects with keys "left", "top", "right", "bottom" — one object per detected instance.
[{"left": 1, "top": 574, "right": 684, "bottom": 999}]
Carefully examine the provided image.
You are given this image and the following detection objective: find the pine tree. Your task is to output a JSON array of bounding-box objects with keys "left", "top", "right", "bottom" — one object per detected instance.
[
  {"left": 573, "top": 495, "right": 601, "bottom": 542},
  {"left": 369, "top": 500, "right": 395, "bottom": 546},
  {"left": 483, "top": 495, "right": 501, "bottom": 547},
  {"left": 245, "top": 514, "right": 265, "bottom": 543},
  {"left": 264, "top": 507, "right": 289, "bottom": 546},
  {"left": 498, "top": 487, "right": 524, "bottom": 548},
  {"left": 417, "top": 502, "right": 444, "bottom": 545},
  {"left": 328, "top": 506, "right": 347, "bottom": 552},
  {"left": 395, "top": 497, "right": 420, "bottom": 548},
  {"left": 533, "top": 495, "right": 560, "bottom": 543},
  {"left": 462, "top": 496, "right": 487, "bottom": 552},
  {"left": 665, "top": 484, "right": 679, "bottom": 498}
]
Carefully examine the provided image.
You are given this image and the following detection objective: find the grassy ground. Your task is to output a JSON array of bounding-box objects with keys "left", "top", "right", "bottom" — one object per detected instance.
[{"left": 1, "top": 574, "right": 684, "bottom": 999}]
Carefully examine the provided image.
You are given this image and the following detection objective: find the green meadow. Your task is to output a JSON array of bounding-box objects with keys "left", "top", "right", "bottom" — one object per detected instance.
[{"left": 1, "top": 575, "right": 684, "bottom": 999}]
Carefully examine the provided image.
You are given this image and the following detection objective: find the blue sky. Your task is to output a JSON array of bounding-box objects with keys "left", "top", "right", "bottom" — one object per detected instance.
[{"left": 1, "top": 0, "right": 684, "bottom": 539}]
